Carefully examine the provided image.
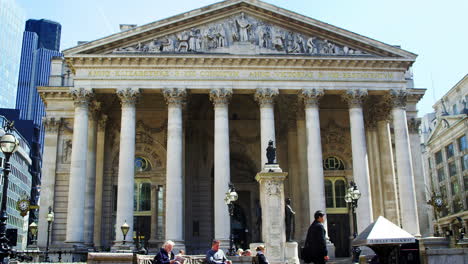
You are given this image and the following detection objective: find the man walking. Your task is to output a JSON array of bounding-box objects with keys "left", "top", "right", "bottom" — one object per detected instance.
[{"left": 303, "top": 210, "right": 329, "bottom": 264}]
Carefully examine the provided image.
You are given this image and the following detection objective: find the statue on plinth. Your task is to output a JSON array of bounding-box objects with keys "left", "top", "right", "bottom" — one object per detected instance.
[
  {"left": 285, "top": 197, "right": 296, "bottom": 242},
  {"left": 266, "top": 140, "right": 276, "bottom": 164}
]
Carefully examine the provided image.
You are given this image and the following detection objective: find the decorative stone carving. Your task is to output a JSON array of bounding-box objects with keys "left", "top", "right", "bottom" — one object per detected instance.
[
  {"left": 117, "top": 88, "right": 140, "bottom": 106},
  {"left": 254, "top": 88, "right": 279, "bottom": 107},
  {"left": 374, "top": 101, "right": 392, "bottom": 122},
  {"left": 112, "top": 13, "right": 368, "bottom": 56},
  {"left": 300, "top": 88, "right": 324, "bottom": 107},
  {"left": 88, "top": 101, "right": 101, "bottom": 120},
  {"left": 407, "top": 117, "right": 421, "bottom": 134},
  {"left": 386, "top": 89, "right": 408, "bottom": 108},
  {"left": 162, "top": 88, "right": 187, "bottom": 106},
  {"left": 62, "top": 139, "right": 72, "bottom": 164},
  {"left": 341, "top": 89, "right": 368, "bottom": 107},
  {"left": 97, "top": 115, "right": 108, "bottom": 131},
  {"left": 70, "top": 87, "right": 93, "bottom": 107},
  {"left": 43, "top": 117, "right": 62, "bottom": 132},
  {"left": 265, "top": 180, "right": 281, "bottom": 196},
  {"left": 209, "top": 88, "right": 233, "bottom": 106}
]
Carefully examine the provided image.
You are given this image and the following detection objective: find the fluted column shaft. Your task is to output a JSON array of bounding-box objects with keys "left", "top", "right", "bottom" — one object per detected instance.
[
  {"left": 300, "top": 89, "right": 327, "bottom": 228},
  {"left": 342, "top": 89, "right": 373, "bottom": 232},
  {"left": 163, "top": 88, "right": 186, "bottom": 247},
  {"left": 66, "top": 88, "right": 93, "bottom": 244},
  {"left": 255, "top": 88, "right": 278, "bottom": 166},
  {"left": 38, "top": 118, "right": 61, "bottom": 248},
  {"left": 114, "top": 88, "right": 139, "bottom": 246},
  {"left": 84, "top": 104, "right": 98, "bottom": 246},
  {"left": 93, "top": 115, "right": 107, "bottom": 248},
  {"left": 210, "top": 88, "right": 232, "bottom": 242},
  {"left": 388, "top": 90, "right": 420, "bottom": 236}
]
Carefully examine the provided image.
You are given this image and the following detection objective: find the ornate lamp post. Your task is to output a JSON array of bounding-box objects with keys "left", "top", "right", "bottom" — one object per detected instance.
[
  {"left": 28, "top": 222, "right": 38, "bottom": 248},
  {"left": 121, "top": 221, "right": 130, "bottom": 245},
  {"left": 345, "top": 181, "right": 361, "bottom": 263},
  {"left": 224, "top": 183, "right": 238, "bottom": 256},
  {"left": 44, "top": 207, "right": 54, "bottom": 262},
  {"left": 0, "top": 121, "right": 20, "bottom": 263}
]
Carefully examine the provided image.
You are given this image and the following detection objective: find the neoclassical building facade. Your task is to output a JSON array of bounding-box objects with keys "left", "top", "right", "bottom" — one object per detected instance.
[{"left": 37, "top": 0, "right": 427, "bottom": 256}]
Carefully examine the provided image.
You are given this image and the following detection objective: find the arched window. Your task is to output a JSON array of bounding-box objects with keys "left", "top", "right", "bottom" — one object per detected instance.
[
  {"left": 324, "top": 177, "right": 348, "bottom": 214},
  {"left": 135, "top": 156, "right": 152, "bottom": 172},
  {"left": 323, "top": 156, "right": 345, "bottom": 170}
]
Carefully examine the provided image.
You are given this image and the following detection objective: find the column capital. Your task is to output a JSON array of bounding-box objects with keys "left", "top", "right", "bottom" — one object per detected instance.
[
  {"left": 341, "top": 89, "right": 368, "bottom": 107},
  {"left": 163, "top": 88, "right": 187, "bottom": 106},
  {"left": 97, "top": 115, "right": 108, "bottom": 131},
  {"left": 42, "top": 117, "right": 62, "bottom": 132},
  {"left": 209, "top": 88, "right": 232, "bottom": 106},
  {"left": 386, "top": 89, "right": 407, "bottom": 108},
  {"left": 117, "top": 88, "right": 140, "bottom": 107},
  {"left": 407, "top": 117, "right": 421, "bottom": 134},
  {"left": 70, "top": 87, "right": 93, "bottom": 107},
  {"left": 374, "top": 101, "right": 392, "bottom": 122},
  {"left": 254, "top": 88, "right": 279, "bottom": 107},
  {"left": 88, "top": 101, "right": 101, "bottom": 120},
  {"left": 300, "top": 88, "right": 324, "bottom": 107}
]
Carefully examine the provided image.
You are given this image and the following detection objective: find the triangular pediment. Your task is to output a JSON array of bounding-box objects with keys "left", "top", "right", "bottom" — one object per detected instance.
[
  {"left": 427, "top": 115, "right": 467, "bottom": 144},
  {"left": 64, "top": 0, "right": 416, "bottom": 59}
]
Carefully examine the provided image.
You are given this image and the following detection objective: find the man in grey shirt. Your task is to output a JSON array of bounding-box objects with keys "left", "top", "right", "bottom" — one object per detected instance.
[{"left": 206, "top": 240, "right": 232, "bottom": 264}]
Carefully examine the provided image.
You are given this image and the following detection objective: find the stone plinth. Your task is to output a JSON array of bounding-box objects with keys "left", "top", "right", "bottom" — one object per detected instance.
[
  {"left": 87, "top": 252, "right": 133, "bottom": 264},
  {"left": 255, "top": 164, "right": 298, "bottom": 264}
]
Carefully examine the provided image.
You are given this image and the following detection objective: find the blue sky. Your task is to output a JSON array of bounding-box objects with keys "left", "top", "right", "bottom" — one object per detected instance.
[{"left": 16, "top": 0, "right": 468, "bottom": 116}]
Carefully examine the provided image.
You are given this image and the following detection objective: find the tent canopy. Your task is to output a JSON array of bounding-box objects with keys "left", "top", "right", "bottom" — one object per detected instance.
[{"left": 352, "top": 216, "right": 416, "bottom": 246}]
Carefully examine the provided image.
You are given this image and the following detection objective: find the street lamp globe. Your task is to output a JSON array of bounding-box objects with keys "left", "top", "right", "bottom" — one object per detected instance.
[
  {"left": 344, "top": 192, "right": 352, "bottom": 203},
  {"left": 0, "top": 132, "right": 19, "bottom": 155},
  {"left": 229, "top": 190, "right": 238, "bottom": 202},
  {"left": 352, "top": 188, "right": 361, "bottom": 200},
  {"left": 47, "top": 210, "right": 55, "bottom": 223},
  {"left": 29, "top": 222, "right": 38, "bottom": 237}
]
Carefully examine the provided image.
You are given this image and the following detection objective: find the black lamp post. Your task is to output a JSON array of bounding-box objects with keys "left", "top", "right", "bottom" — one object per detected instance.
[
  {"left": 0, "top": 121, "right": 20, "bottom": 264},
  {"left": 344, "top": 181, "right": 361, "bottom": 263},
  {"left": 28, "top": 222, "right": 38, "bottom": 248},
  {"left": 121, "top": 220, "right": 130, "bottom": 245},
  {"left": 44, "top": 207, "right": 54, "bottom": 262},
  {"left": 224, "top": 183, "right": 238, "bottom": 256}
]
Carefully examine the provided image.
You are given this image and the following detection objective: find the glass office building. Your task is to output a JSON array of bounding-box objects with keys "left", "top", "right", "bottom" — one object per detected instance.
[
  {"left": 0, "top": 0, "right": 25, "bottom": 108},
  {"left": 0, "top": 115, "right": 33, "bottom": 250}
]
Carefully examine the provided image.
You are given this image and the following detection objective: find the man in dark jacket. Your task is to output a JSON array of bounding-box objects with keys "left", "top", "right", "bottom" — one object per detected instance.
[
  {"left": 154, "top": 240, "right": 176, "bottom": 264},
  {"left": 303, "top": 210, "right": 329, "bottom": 264}
]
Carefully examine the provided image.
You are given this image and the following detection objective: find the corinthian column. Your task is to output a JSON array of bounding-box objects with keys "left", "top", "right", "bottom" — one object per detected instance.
[
  {"left": 114, "top": 88, "right": 139, "bottom": 247},
  {"left": 38, "top": 117, "right": 62, "bottom": 248},
  {"left": 84, "top": 102, "right": 99, "bottom": 246},
  {"left": 66, "top": 88, "right": 93, "bottom": 246},
  {"left": 387, "top": 90, "right": 420, "bottom": 236},
  {"left": 163, "top": 88, "right": 187, "bottom": 249},
  {"left": 254, "top": 88, "right": 279, "bottom": 166},
  {"left": 93, "top": 114, "right": 107, "bottom": 248},
  {"left": 300, "top": 88, "right": 326, "bottom": 225},
  {"left": 375, "top": 104, "right": 400, "bottom": 226},
  {"left": 342, "top": 89, "right": 373, "bottom": 233},
  {"left": 210, "top": 88, "right": 233, "bottom": 244}
]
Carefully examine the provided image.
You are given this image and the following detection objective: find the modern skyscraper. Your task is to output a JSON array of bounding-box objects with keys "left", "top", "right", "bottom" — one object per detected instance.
[
  {"left": 25, "top": 19, "right": 61, "bottom": 51},
  {"left": 15, "top": 19, "right": 62, "bottom": 227},
  {"left": 0, "top": 0, "right": 25, "bottom": 108}
]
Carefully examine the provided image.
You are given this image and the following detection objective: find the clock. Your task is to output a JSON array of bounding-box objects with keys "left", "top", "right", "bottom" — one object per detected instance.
[
  {"left": 16, "top": 199, "right": 30, "bottom": 216},
  {"left": 434, "top": 197, "right": 443, "bottom": 208}
]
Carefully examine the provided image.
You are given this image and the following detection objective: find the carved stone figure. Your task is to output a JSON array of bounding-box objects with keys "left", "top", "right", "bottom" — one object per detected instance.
[
  {"left": 215, "top": 24, "right": 226, "bottom": 47},
  {"left": 189, "top": 28, "right": 200, "bottom": 51},
  {"left": 257, "top": 25, "right": 269, "bottom": 48},
  {"left": 161, "top": 37, "right": 174, "bottom": 52},
  {"left": 285, "top": 198, "right": 296, "bottom": 242},
  {"left": 307, "top": 37, "right": 318, "bottom": 54},
  {"left": 266, "top": 140, "right": 276, "bottom": 164},
  {"left": 273, "top": 29, "right": 284, "bottom": 51},
  {"left": 177, "top": 31, "right": 189, "bottom": 52},
  {"left": 236, "top": 13, "right": 251, "bottom": 42},
  {"left": 62, "top": 139, "right": 72, "bottom": 164}
]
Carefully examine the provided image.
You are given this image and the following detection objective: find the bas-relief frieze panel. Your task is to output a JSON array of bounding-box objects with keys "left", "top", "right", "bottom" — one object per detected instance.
[
  {"left": 112, "top": 12, "right": 369, "bottom": 56},
  {"left": 321, "top": 120, "right": 352, "bottom": 168}
]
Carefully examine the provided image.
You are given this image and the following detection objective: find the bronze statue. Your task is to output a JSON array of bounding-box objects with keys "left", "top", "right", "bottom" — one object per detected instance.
[
  {"left": 266, "top": 140, "right": 276, "bottom": 164},
  {"left": 285, "top": 197, "right": 296, "bottom": 242}
]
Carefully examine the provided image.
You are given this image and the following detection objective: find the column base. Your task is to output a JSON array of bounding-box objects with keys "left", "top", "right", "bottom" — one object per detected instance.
[
  {"left": 285, "top": 242, "right": 300, "bottom": 264},
  {"left": 64, "top": 241, "right": 90, "bottom": 252},
  {"left": 171, "top": 240, "right": 186, "bottom": 254},
  {"left": 148, "top": 239, "right": 164, "bottom": 251},
  {"left": 216, "top": 239, "right": 231, "bottom": 255}
]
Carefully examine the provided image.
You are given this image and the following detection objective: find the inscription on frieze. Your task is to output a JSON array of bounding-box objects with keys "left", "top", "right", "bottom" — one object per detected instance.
[
  {"left": 112, "top": 12, "right": 369, "bottom": 56},
  {"left": 82, "top": 69, "right": 400, "bottom": 81}
]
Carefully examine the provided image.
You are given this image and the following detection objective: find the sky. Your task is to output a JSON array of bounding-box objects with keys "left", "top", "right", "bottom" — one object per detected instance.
[{"left": 16, "top": 0, "right": 468, "bottom": 116}]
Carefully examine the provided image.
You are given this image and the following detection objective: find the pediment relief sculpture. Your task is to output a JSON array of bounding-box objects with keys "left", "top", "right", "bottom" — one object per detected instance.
[{"left": 113, "top": 12, "right": 369, "bottom": 56}]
